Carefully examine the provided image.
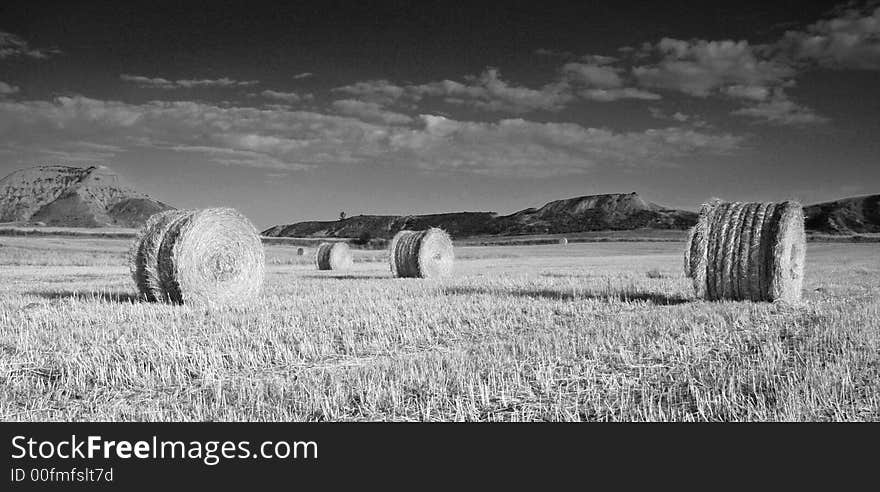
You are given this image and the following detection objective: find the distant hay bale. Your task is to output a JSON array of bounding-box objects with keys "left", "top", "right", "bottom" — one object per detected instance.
[
  {"left": 315, "top": 242, "right": 353, "bottom": 270},
  {"left": 147, "top": 207, "right": 264, "bottom": 307},
  {"left": 128, "top": 209, "right": 187, "bottom": 301},
  {"left": 559, "top": 237, "right": 568, "bottom": 245},
  {"left": 685, "top": 199, "right": 805, "bottom": 302},
  {"left": 296, "top": 247, "right": 304, "bottom": 256},
  {"left": 389, "top": 228, "right": 454, "bottom": 279}
]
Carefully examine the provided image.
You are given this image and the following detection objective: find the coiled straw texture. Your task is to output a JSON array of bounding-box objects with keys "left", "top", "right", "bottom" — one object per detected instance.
[
  {"left": 315, "top": 242, "right": 353, "bottom": 270},
  {"left": 389, "top": 228, "right": 454, "bottom": 279},
  {"left": 129, "top": 207, "right": 264, "bottom": 308},
  {"left": 683, "top": 199, "right": 805, "bottom": 302}
]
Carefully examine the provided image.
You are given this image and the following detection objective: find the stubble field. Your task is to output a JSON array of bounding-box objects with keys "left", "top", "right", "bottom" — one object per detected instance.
[{"left": 1, "top": 235, "right": 878, "bottom": 421}]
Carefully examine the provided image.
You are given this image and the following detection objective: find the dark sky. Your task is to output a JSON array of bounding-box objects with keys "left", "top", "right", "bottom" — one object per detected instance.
[{"left": 1, "top": 0, "right": 879, "bottom": 228}]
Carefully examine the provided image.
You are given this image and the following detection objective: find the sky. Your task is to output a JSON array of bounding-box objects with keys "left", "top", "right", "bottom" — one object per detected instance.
[{"left": 1, "top": 0, "right": 879, "bottom": 229}]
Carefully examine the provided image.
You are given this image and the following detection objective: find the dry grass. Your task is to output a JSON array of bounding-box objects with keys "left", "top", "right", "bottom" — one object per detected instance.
[{"left": 0, "top": 237, "right": 878, "bottom": 421}]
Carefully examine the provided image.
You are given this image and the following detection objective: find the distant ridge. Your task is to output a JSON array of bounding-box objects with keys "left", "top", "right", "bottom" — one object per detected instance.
[
  {"left": 804, "top": 194, "right": 880, "bottom": 234},
  {"left": 0, "top": 165, "right": 173, "bottom": 228},
  {"left": 264, "top": 192, "right": 880, "bottom": 239},
  {"left": 262, "top": 192, "right": 699, "bottom": 239}
]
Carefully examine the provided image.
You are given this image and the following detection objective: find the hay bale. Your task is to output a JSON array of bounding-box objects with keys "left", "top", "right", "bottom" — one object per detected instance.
[
  {"left": 153, "top": 208, "right": 264, "bottom": 307},
  {"left": 315, "top": 242, "right": 353, "bottom": 270},
  {"left": 296, "top": 247, "right": 304, "bottom": 256},
  {"left": 559, "top": 237, "right": 568, "bottom": 245},
  {"left": 128, "top": 209, "right": 187, "bottom": 301},
  {"left": 389, "top": 228, "right": 454, "bottom": 279},
  {"left": 683, "top": 227, "right": 695, "bottom": 278},
  {"left": 685, "top": 199, "right": 805, "bottom": 302}
]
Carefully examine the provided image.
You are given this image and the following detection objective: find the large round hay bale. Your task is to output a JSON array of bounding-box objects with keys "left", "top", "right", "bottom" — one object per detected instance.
[
  {"left": 296, "top": 247, "right": 305, "bottom": 256},
  {"left": 315, "top": 242, "right": 353, "bottom": 270},
  {"left": 152, "top": 207, "right": 264, "bottom": 307},
  {"left": 559, "top": 237, "right": 568, "bottom": 245},
  {"left": 685, "top": 199, "right": 805, "bottom": 302},
  {"left": 389, "top": 228, "right": 454, "bottom": 279},
  {"left": 128, "top": 209, "right": 187, "bottom": 301}
]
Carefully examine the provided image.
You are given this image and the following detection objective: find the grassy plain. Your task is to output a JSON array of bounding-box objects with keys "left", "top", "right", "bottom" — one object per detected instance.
[{"left": 1, "top": 235, "right": 878, "bottom": 421}]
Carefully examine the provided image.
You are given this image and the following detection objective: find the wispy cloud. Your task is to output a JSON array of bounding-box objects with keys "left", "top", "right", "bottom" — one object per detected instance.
[
  {"left": 120, "top": 74, "right": 259, "bottom": 89},
  {"left": 561, "top": 63, "right": 661, "bottom": 101},
  {"left": 409, "top": 68, "right": 573, "bottom": 113},
  {"left": 0, "top": 31, "right": 61, "bottom": 59},
  {"left": 331, "top": 99, "right": 413, "bottom": 125},
  {"left": 632, "top": 38, "right": 794, "bottom": 98},
  {"left": 731, "top": 91, "right": 829, "bottom": 125},
  {"left": 0, "top": 96, "right": 745, "bottom": 178},
  {"left": 0, "top": 81, "right": 20, "bottom": 95},
  {"left": 293, "top": 72, "right": 314, "bottom": 79},
  {"left": 774, "top": 4, "right": 880, "bottom": 70},
  {"left": 260, "top": 90, "right": 313, "bottom": 103},
  {"left": 332, "top": 79, "right": 411, "bottom": 105}
]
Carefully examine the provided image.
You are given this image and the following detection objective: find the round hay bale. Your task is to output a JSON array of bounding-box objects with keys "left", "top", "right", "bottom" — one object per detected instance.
[
  {"left": 315, "top": 242, "right": 353, "bottom": 270},
  {"left": 155, "top": 208, "right": 264, "bottom": 307},
  {"left": 683, "top": 226, "right": 695, "bottom": 279},
  {"left": 296, "top": 247, "right": 304, "bottom": 256},
  {"left": 685, "top": 199, "right": 805, "bottom": 302},
  {"left": 127, "top": 209, "right": 187, "bottom": 301},
  {"left": 559, "top": 237, "right": 568, "bottom": 245},
  {"left": 389, "top": 228, "right": 454, "bottom": 279}
]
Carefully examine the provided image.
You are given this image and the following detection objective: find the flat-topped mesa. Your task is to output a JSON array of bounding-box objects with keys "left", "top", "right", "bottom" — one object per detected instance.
[
  {"left": 523, "top": 192, "right": 662, "bottom": 219},
  {"left": 0, "top": 164, "right": 174, "bottom": 227}
]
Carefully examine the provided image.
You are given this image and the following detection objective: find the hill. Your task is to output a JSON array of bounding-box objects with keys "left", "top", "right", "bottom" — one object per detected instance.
[
  {"left": 0, "top": 165, "right": 173, "bottom": 228},
  {"left": 262, "top": 192, "right": 699, "bottom": 239},
  {"left": 804, "top": 194, "right": 880, "bottom": 234}
]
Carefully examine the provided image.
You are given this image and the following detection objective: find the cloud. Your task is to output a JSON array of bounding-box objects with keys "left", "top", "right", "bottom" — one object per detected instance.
[
  {"left": 335, "top": 69, "right": 574, "bottom": 114},
  {"left": 0, "top": 95, "right": 744, "bottom": 178},
  {"left": 721, "top": 84, "right": 772, "bottom": 101},
  {"left": 293, "top": 72, "right": 314, "bottom": 79},
  {"left": 332, "top": 79, "right": 410, "bottom": 105},
  {"left": 535, "top": 48, "right": 579, "bottom": 58},
  {"left": 331, "top": 99, "right": 413, "bottom": 125},
  {"left": 260, "top": 90, "right": 312, "bottom": 103},
  {"left": 775, "top": 5, "right": 880, "bottom": 70},
  {"left": 731, "top": 92, "right": 829, "bottom": 125},
  {"left": 385, "top": 115, "right": 742, "bottom": 177},
  {"left": 535, "top": 50, "right": 617, "bottom": 65},
  {"left": 561, "top": 63, "right": 661, "bottom": 101},
  {"left": 410, "top": 68, "right": 573, "bottom": 113},
  {"left": 120, "top": 74, "right": 259, "bottom": 89},
  {"left": 562, "top": 63, "right": 623, "bottom": 88},
  {"left": 648, "top": 108, "right": 707, "bottom": 126},
  {"left": 0, "top": 82, "right": 20, "bottom": 95},
  {"left": 578, "top": 88, "right": 661, "bottom": 102},
  {"left": 633, "top": 38, "right": 795, "bottom": 97},
  {"left": 0, "top": 31, "right": 60, "bottom": 59}
]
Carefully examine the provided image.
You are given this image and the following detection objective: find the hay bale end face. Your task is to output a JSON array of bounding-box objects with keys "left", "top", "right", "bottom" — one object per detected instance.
[
  {"left": 315, "top": 242, "right": 353, "bottom": 270},
  {"left": 129, "top": 208, "right": 264, "bottom": 307},
  {"left": 559, "top": 237, "right": 568, "bottom": 245},
  {"left": 389, "top": 228, "right": 454, "bottom": 279},
  {"left": 685, "top": 199, "right": 805, "bottom": 302}
]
